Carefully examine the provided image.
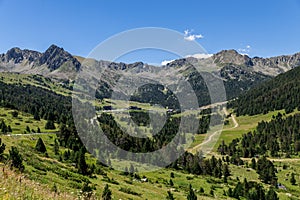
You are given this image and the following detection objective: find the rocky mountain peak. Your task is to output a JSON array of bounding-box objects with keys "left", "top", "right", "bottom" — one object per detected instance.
[
  {"left": 2, "top": 47, "right": 42, "bottom": 64},
  {"left": 127, "top": 62, "right": 144, "bottom": 69},
  {"left": 212, "top": 49, "right": 253, "bottom": 66},
  {"left": 38, "top": 44, "right": 81, "bottom": 71},
  {"left": 5, "top": 47, "right": 23, "bottom": 63},
  {"left": 44, "top": 44, "right": 63, "bottom": 55}
]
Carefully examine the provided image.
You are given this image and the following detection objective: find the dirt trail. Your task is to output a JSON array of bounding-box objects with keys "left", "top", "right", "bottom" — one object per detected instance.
[
  {"left": 188, "top": 107, "right": 239, "bottom": 153},
  {"left": 223, "top": 107, "right": 238, "bottom": 129},
  {"left": 4, "top": 132, "right": 58, "bottom": 137}
]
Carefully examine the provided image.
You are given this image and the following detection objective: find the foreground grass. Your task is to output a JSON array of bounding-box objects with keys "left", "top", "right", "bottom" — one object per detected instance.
[
  {"left": 2, "top": 133, "right": 299, "bottom": 199},
  {"left": 0, "top": 166, "right": 76, "bottom": 200},
  {"left": 0, "top": 134, "right": 227, "bottom": 199}
]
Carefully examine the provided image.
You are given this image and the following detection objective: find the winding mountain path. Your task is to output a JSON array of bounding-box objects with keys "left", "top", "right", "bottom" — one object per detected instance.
[
  {"left": 188, "top": 107, "right": 239, "bottom": 153},
  {"left": 223, "top": 107, "right": 239, "bottom": 129}
]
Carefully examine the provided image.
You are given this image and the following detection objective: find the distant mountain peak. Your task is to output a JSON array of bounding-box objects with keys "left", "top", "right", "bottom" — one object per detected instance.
[
  {"left": 0, "top": 45, "right": 81, "bottom": 76},
  {"left": 39, "top": 44, "right": 81, "bottom": 71},
  {"left": 2, "top": 47, "right": 41, "bottom": 64},
  {"left": 213, "top": 49, "right": 252, "bottom": 66},
  {"left": 44, "top": 44, "right": 65, "bottom": 55},
  {"left": 5, "top": 47, "right": 23, "bottom": 63}
]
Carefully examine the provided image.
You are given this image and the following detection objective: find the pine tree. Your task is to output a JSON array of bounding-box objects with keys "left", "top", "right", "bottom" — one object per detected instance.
[
  {"left": 124, "top": 166, "right": 129, "bottom": 175},
  {"left": 9, "top": 146, "right": 24, "bottom": 171},
  {"left": 54, "top": 139, "right": 59, "bottom": 155},
  {"left": 45, "top": 120, "right": 55, "bottom": 130},
  {"left": 129, "top": 163, "right": 135, "bottom": 175},
  {"left": 209, "top": 189, "right": 214, "bottom": 196},
  {"left": 223, "top": 164, "right": 230, "bottom": 178},
  {"left": 0, "top": 138, "right": 5, "bottom": 159},
  {"left": 199, "top": 187, "right": 204, "bottom": 193},
  {"left": 233, "top": 182, "right": 243, "bottom": 199},
  {"left": 11, "top": 111, "right": 18, "bottom": 118},
  {"left": 266, "top": 187, "right": 279, "bottom": 200},
  {"left": 251, "top": 158, "right": 256, "bottom": 169},
  {"left": 102, "top": 184, "right": 112, "bottom": 200},
  {"left": 187, "top": 184, "right": 197, "bottom": 200},
  {"left": 228, "top": 188, "right": 233, "bottom": 197},
  {"left": 34, "top": 112, "right": 40, "bottom": 120},
  {"left": 35, "top": 138, "right": 47, "bottom": 153},
  {"left": 7, "top": 125, "right": 12, "bottom": 133},
  {"left": 170, "top": 172, "right": 175, "bottom": 178},
  {"left": 0, "top": 120, "right": 7, "bottom": 134},
  {"left": 290, "top": 173, "right": 296, "bottom": 185},
  {"left": 26, "top": 126, "right": 30, "bottom": 133},
  {"left": 166, "top": 191, "right": 175, "bottom": 200},
  {"left": 223, "top": 174, "right": 228, "bottom": 183},
  {"left": 78, "top": 148, "right": 88, "bottom": 175},
  {"left": 63, "top": 150, "right": 70, "bottom": 161},
  {"left": 169, "top": 179, "right": 174, "bottom": 187},
  {"left": 257, "top": 156, "right": 277, "bottom": 185}
]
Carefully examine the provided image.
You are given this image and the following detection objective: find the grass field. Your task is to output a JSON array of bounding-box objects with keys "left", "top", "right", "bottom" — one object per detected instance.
[
  {"left": 0, "top": 134, "right": 227, "bottom": 199},
  {"left": 0, "top": 72, "right": 72, "bottom": 96},
  {"left": 2, "top": 133, "right": 299, "bottom": 199},
  {"left": 185, "top": 108, "right": 300, "bottom": 154},
  {"left": 0, "top": 107, "right": 59, "bottom": 134}
]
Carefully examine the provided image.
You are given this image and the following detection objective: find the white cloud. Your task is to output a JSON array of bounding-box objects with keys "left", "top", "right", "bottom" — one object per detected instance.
[
  {"left": 184, "top": 29, "right": 204, "bottom": 41},
  {"left": 185, "top": 53, "right": 213, "bottom": 59},
  {"left": 160, "top": 53, "right": 212, "bottom": 66},
  {"left": 238, "top": 45, "right": 251, "bottom": 55},
  {"left": 161, "top": 59, "right": 175, "bottom": 66}
]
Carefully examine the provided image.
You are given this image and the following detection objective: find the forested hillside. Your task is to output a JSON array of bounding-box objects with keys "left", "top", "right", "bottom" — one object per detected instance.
[
  {"left": 229, "top": 66, "right": 300, "bottom": 116},
  {"left": 0, "top": 81, "right": 72, "bottom": 124}
]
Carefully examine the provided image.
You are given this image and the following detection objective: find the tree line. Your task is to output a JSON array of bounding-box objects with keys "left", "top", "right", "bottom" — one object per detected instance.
[
  {"left": 0, "top": 82, "right": 73, "bottom": 125},
  {"left": 219, "top": 113, "right": 300, "bottom": 159}
]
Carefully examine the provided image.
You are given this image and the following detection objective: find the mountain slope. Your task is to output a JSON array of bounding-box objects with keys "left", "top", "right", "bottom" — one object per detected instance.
[
  {"left": 0, "top": 45, "right": 80, "bottom": 79},
  {"left": 229, "top": 65, "right": 300, "bottom": 116},
  {"left": 212, "top": 49, "right": 300, "bottom": 76}
]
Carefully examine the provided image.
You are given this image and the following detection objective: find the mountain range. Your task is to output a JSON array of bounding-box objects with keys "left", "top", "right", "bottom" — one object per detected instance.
[{"left": 1, "top": 45, "right": 300, "bottom": 107}]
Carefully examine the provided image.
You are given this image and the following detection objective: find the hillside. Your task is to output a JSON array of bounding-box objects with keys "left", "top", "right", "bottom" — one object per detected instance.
[{"left": 230, "top": 65, "right": 300, "bottom": 116}]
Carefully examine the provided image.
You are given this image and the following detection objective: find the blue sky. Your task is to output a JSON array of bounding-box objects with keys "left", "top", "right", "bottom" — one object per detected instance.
[{"left": 0, "top": 0, "right": 300, "bottom": 64}]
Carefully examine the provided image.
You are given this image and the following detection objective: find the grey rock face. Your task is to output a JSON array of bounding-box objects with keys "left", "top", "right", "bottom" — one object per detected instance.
[{"left": 38, "top": 45, "right": 81, "bottom": 71}]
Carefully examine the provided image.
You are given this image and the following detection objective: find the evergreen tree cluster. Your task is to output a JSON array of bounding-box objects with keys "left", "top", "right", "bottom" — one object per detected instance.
[
  {"left": 228, "top": 178, "right": 279, "bottom": 200},
  {"left": 171, "top": 153, "right": 230, "bottom": 178},
  {"left": 218, "top": 113, "right": 300, "bottom": 158},
  {"left": 97, "top": 113, "right": 182, "bottom": 153},
  {"left": 130, "top": 83, "right": 180, "bottom": 109},
  {"left": 229, "top": 65, "right": 300, "bottom": 116},
  {"left": 0, "top": 81, "right": 73, "bottom": 124}
]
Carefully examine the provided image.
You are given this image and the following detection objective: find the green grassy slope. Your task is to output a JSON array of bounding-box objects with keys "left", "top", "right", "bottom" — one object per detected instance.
[
  {"left": 0, "top": 107, "right": 59, "bottom": 134},
  {"left": 0, "top": 72, "right": 72, "bottom": 96}
]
